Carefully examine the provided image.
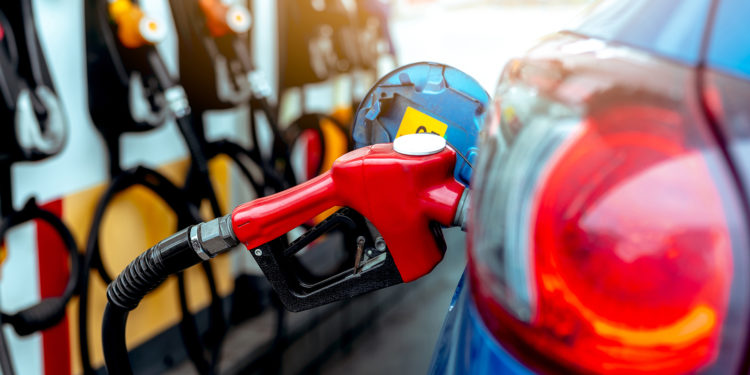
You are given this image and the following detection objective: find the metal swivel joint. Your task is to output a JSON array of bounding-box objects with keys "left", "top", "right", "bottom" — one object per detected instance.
[{"left": 190, "top": 215, "right": 238, "bottom": 260}]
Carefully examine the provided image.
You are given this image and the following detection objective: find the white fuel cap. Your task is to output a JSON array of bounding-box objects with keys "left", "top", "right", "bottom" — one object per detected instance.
[{"left": 393, "top": 133, "right": 446, "bottom": 156}]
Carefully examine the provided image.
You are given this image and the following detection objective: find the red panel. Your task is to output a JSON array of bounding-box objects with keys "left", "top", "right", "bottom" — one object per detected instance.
[
  {"left": 302, "top": 129, "right": 323, "bottom": 180},
  {"left": 36, "top": 200, "right": 71, "bottom": 375}
]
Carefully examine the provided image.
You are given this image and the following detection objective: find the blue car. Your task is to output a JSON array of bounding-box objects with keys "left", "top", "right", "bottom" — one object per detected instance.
[{"left": 430, "top": 0, "right": 750, "bottom": 373}]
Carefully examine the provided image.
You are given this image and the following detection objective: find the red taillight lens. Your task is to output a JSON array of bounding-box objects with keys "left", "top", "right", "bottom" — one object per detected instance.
[{"left": 470, "top": 104, "right": 746, "bottom": 374}]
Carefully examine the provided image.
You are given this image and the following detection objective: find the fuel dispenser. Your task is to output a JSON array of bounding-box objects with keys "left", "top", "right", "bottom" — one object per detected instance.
[
  {"left": 100, "top": 62, "right": 489, "bottom": 373},
  {"left": 167, "top": 1, "right": 294, "bottom": 365},
  {"left": 81, "top": 1, "right": 229, "bottom": 373}
]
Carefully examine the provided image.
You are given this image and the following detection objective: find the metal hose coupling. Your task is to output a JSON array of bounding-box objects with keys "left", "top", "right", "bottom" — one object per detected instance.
[
  {"left": 189, "top": 214, "right": 238, "bottom": 260},
  {"left": 107, "top": 215, "right": 238, "bottom": 311}
]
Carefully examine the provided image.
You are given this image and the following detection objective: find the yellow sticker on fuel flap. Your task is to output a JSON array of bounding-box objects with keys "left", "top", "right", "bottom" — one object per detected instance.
[{"left": 396, "top": 106, "right": 448, "bottom": 138}]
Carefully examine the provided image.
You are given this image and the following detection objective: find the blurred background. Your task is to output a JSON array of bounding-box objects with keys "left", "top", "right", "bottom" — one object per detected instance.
[
  {"left": 0, "top": 0, "right": 588, "bottom": 374},
  {"left": 393, "top": 0, "right": 588, "bottom": 90}
]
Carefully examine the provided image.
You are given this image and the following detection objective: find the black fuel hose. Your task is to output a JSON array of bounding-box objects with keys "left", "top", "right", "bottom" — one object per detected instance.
[
  {"left": 249, "top": 96, "right": 297, "bottom": 190},
  {"left": 176, "top": 264, "right": 225, "bottom": 375},
  {"left": 175, "top": 135, "right": 286, "bottom": 373},
  {"left": 178, "top": 113, "right": 281, "bottom": 210},
  {"left": 175, "top": 114, "right": 224, "bottom": 219},
  {"left": 206, "top": 140, "right": 265, "bottom": 195},
  {"left": 177, "top": 112, "right": 288, "bottom": 372},
  {"left": 101, "top": 303, "right": 129, "bottom": 375}
]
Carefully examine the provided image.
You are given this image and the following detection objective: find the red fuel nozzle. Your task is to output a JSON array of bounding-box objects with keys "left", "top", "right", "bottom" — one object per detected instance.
[{"left": 231, "top": 141, "right": 465, "bottom": 282}]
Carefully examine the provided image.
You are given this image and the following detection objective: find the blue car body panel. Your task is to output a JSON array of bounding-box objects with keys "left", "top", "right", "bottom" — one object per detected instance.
[{"left": 427, "top": 273, "right": 533, "bottom": 375}]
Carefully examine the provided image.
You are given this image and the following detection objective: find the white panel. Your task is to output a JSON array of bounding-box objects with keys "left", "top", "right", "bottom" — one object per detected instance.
[
  {"left": 252, "top": 0, "right": 279, "bottom": 104},
  {"left": 119, "top": 120, "right": 189, "bottom": 171},
  {"left": 1, "top": 223, "right": 43, "bottom": 375},
  {"left": 204, "top": 106, "right": 251, "bottom": 147},
  {"left": 304, "top": 82, "right": 336, "bottom": 114},
  {"left": 140, "top": 0, "right": 179, "bottom": 77},
  {"left": 13, "top": 0, "right": 107, "bottom": 210}
]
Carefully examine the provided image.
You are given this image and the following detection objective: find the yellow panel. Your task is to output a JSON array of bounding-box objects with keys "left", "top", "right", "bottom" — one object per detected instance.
[
  {"left": 0, "top": 244, "right": 6, "bottom": 266},
  {"left": 330, "top": 106, "right": 353, "bottom": 129},
  {"left": 64, "top": 158, "right": 235, "bottom": 373},
  {"left": 319, "top": 119, "right": 348, "bottom": 174}
]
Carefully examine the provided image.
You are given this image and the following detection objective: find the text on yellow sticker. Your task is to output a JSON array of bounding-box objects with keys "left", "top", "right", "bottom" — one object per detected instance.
[{"left": 396, "top": 106, "right": 448, "bottom": 138}]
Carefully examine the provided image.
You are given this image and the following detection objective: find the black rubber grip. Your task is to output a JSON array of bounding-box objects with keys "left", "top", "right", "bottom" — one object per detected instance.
[
  {"left": 3, "top": 297, "right": 66, "bottom": 336},
  {"left": 106, "top": 249, "right": 167, "bottom": 311}
]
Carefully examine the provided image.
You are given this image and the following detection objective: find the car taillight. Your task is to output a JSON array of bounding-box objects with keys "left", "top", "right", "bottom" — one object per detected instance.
[{"left": 469, "top": 98, "right": 749, "bottom": 373}]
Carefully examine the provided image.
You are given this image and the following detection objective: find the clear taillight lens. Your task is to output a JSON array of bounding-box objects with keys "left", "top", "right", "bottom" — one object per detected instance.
[{"left": 469, "top": 83, "right": 749, "bottom": 373}]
